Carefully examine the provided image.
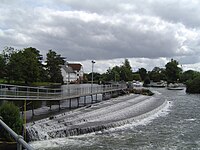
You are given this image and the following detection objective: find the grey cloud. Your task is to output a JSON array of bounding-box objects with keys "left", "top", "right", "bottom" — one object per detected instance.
[{"left": 0, "top": 0, "right": 200, "bottom": 71}]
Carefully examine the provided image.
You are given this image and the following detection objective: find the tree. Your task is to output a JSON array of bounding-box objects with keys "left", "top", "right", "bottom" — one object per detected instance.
[
  {"left": 46, "top": 50, "right": 65, "bottom": 83},
  {"left": 21, "top": 47, "right": 42, "bottom": 84},
  {"left": 180, "top": 70, "right": 200, "bottom": 83},
  {"left": 6, "top": 47, "right": 43, "bottom": 84},
  {"left": 165, "top": 59, "right": 182, "bottom": 83},
  {"left": 149, "top": 67, "right": 166, "bottom": 82},
  {"left": 138, "top": 68, "right": 147, "bottom": 81},
  {"left": 6, "top": 50, "right": 24, "bottom": 83},
  {"left": 0, "top": 102, "right": 23, "bottom": 141},
  {"left": 87, "top": 72, "right": 101, "bottom": 82},
  {"left": 132, "top": 73, "right": 141, "bottom": 81},
  {"left": 101, "top": 59, "right": 133, "bottom": 82},
  {"left": 0, "top": 54, "right": 6, "bottom": 78},
  {"left": 2, "top": 47, "right": 15, "bottom": 82},
  {"left": 186, "top": 75, "right": 200, "bottom": 93},
  {"left": 119, "top": 59, "right": 133, "bottom": 81}
]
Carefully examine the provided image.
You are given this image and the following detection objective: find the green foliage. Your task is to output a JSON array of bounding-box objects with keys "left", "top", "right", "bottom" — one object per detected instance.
[
  {"left": 0, "top": 54, "right": 6, "bottom": 78},
  {"left": 101, "top": 59, "right": 133, "bottom": 82},
  {"left": 0, "top": 102, "right": 23, "bottom": 141},
  {"left": 129, "top": 88, "right": 154, "bottom": 96},
  {"left": 132, "top": 73, "right": 141, "bottom": 81},
  {"left": 5, "top": 47, "right": 44, "bottom": 85},
  {"left": 165, "top": 59, "right": 182, "bottom": 83},
  {"left": 149, "top": 67, "right": 166, "bottom": 82},
  {"left": 186, "top": 75, "right": 200, "bottom": 93},
  {"left": 138, "top": 68, "right": 147, "bottom": 81},
  {"left": 46, "top": 50, "right": 65, "bottom": 83},
  {"left": 180, "top": 70, "right": 200, "bottom": 83},
  {"left": 86, "top": 72, "right": 101, "bottom": 83}
]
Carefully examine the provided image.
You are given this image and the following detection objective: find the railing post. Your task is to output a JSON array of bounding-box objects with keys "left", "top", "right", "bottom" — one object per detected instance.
[
  {"left": 37, "top": 87, "right": 39, "bottom": 100},
  {"left": 17, "top": 135, "right": 23, "bottom": 150},
  {"left": 0, "top": 117, "right": 34, "bottom": 150},
  {"left": 0, "top": 84, "right": 1, "bottom": 97}
]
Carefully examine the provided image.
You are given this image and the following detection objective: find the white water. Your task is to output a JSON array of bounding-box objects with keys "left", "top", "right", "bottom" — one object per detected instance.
[
  {"left": 27, "top": 93, "right": 167, "bottom": 141},
  {"left": 29, "top": 98, "right": 171, "bottom": 149}
]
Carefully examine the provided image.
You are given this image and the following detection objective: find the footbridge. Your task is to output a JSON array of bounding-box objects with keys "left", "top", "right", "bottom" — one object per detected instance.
[{"left": 0, "top": 83, "right": 127, "bottom": 115}]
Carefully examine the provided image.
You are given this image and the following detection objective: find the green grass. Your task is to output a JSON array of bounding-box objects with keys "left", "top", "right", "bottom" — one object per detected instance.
[
  {"left": 31, "top": 82, "right": 62, "bottom": 87},
  {"left": 0, "top": 79, "right": 62, "bottom": 87},
  {"left": 0, "top": 79, "right": 6, "bottom": 84}
]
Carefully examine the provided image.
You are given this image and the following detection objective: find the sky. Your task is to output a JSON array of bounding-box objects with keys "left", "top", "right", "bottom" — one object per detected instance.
[{"left": 1, "top": 0, "right": 200, "bottom": 73}]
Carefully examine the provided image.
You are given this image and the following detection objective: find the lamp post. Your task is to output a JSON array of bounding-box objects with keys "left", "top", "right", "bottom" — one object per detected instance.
[{"left": 91, "top": 60, "right": 95, "bottom": 93}]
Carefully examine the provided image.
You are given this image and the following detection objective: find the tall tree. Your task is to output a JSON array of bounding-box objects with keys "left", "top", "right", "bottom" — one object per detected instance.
[
  {"left": 6, "top": 47, "right": 43, "bottom": 84},
  {"left": 149, "top": 67, "right": 166, "bottom": 82},
  {"left": 46, "top": 50, "right": 65, "bottom": 83},
  {"left": 165, "top": 59, "right": 182, "bottom": 83},
  {"left": 180, "top": 70, "right": 200, "bottom": 83},
  {"left": 119, "top": 59, "right": 133, "bottom": 81},
  {"left": 21, "top": 47, "right": 42, "bottom": 84},
  {"left": 6, "top": 50, "right": 24, "bottom": 82},
  {"left": 138, "top": 68, "right": 147, "bottom": 81},
  {"left": 0, "top": 54, "right": 6, "bottom": 78}
]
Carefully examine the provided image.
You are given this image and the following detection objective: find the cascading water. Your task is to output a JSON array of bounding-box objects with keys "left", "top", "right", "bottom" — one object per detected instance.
[{"left": 26, "top": 93, "right": 167, "bottom": 141}]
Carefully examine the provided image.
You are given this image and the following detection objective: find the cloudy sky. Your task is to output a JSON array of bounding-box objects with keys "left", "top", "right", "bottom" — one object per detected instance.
[{"left": 1, "top": 0, "right": 200, "bottom": 73}]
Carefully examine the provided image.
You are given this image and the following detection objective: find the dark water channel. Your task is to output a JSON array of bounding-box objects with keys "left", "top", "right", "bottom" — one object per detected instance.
[{"left": 30, "top": 88, "right": 200, "bottom": 150}]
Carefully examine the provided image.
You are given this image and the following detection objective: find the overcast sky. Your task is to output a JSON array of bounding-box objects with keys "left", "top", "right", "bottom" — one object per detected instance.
[{"left": 1, "top": 0, "right": 200, "bottom": 73}]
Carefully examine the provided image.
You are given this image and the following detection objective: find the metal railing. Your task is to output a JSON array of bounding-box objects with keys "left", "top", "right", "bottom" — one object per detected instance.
[
  {"left": 0, "top": 83, "right": 127, "bottom": 101},
  {"left": 0, "top": 117, "right": 34, "bottom": 150},
  {"left": 0, "top": 84, "right": 61, "bottom": 100}
]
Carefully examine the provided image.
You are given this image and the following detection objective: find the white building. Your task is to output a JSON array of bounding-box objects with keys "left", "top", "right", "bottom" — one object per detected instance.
[{"left": 61, "top": 63, "right": 84, "bottom": 84}]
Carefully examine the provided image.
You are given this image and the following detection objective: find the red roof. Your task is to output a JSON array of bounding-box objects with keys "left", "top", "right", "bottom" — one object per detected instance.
[{"left": 67, "top": 63, "right": 82, "bottom": 71}]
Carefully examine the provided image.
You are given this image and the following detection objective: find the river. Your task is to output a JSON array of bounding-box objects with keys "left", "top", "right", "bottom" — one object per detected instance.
[{"left": 30, "top": 88, "right": 200, "bottom": 150}]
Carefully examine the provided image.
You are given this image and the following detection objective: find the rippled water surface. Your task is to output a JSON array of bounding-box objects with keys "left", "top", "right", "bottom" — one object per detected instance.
[{"left": 31, "top": 88, "right": 200, "bottom": 150}]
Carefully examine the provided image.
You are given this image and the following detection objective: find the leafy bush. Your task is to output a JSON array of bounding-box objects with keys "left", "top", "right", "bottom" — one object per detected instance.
[
  {"left": 0, "top": 102, "right": 23, "bottom": 141},
  {"left": 186, "top": 75, "right": 200, "bottom": 93},
  {"left": 129, "top": 88, "right": 154, "bottom": 96}
]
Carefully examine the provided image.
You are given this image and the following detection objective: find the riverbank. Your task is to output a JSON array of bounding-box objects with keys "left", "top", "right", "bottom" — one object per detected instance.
[{"left": 26, "top": 93, "right": 167, "bottom": 141}]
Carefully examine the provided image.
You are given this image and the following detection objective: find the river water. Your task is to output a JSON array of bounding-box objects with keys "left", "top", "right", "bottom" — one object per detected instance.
[{"left": 30, "top": 88, "right": 200, "bottom": 150}]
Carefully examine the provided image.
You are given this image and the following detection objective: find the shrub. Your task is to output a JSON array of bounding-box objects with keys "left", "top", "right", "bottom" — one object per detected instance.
[
  {"left": 0, "top": 102, "right": 23, "bottom": 141},
  {"left": 186, "top": 75, "right": 200, "bottom": 93},
  {"left": 129, "top": 88, "right": 154, "bottom": 96}
]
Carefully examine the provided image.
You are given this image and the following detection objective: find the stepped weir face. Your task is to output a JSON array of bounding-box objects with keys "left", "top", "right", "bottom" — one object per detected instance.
[{"left": 26, "top": 94, "right": 167, "bottom": 141}]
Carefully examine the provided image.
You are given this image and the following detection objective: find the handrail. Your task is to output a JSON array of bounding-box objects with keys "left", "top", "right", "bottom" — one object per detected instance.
[
  {"left": 0, "top": 83, "right": 127, "bottom": 101},
  {"left": 0, "top": 117, "right": 34, "bottom": 150}
]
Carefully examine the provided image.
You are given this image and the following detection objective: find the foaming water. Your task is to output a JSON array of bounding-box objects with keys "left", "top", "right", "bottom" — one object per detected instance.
[
  {"left": 30, "top": 88, "right": 200, "bottom": 150},
  {"left": 30, "top": 93, "right": 172, "bottom": 149}
]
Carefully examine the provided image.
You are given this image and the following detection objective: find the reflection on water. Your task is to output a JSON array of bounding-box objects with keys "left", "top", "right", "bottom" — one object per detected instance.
[{"left": 30, "top": 88, "right": 200, "bottom": 150}]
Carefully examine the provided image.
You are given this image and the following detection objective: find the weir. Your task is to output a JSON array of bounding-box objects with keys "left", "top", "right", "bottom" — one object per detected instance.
[{"left": 26, "top": 94, "right": 167, "bottom": 141}]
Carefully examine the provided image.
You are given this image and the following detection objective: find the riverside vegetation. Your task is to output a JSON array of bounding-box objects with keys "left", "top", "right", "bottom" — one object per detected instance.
[
  {"left": 0, "top": 47, "right": 200, "bottom": 93},
  {"left": 0, "top": 102, "right": 23, "bottom": 141}
]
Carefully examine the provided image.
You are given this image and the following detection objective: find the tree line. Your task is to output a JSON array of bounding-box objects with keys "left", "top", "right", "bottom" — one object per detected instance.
[
  {"left": 0, "top": 47, "right": 65, "bottom": 85},
  {"left": 0, "top": 46, "right": 200, "bottom": 93},
  {"left": 86, "top": 59, "right": 200, "bottom": 93},
  {"left": 86, "top": 59, "right": 183, "bottom": 84}
]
